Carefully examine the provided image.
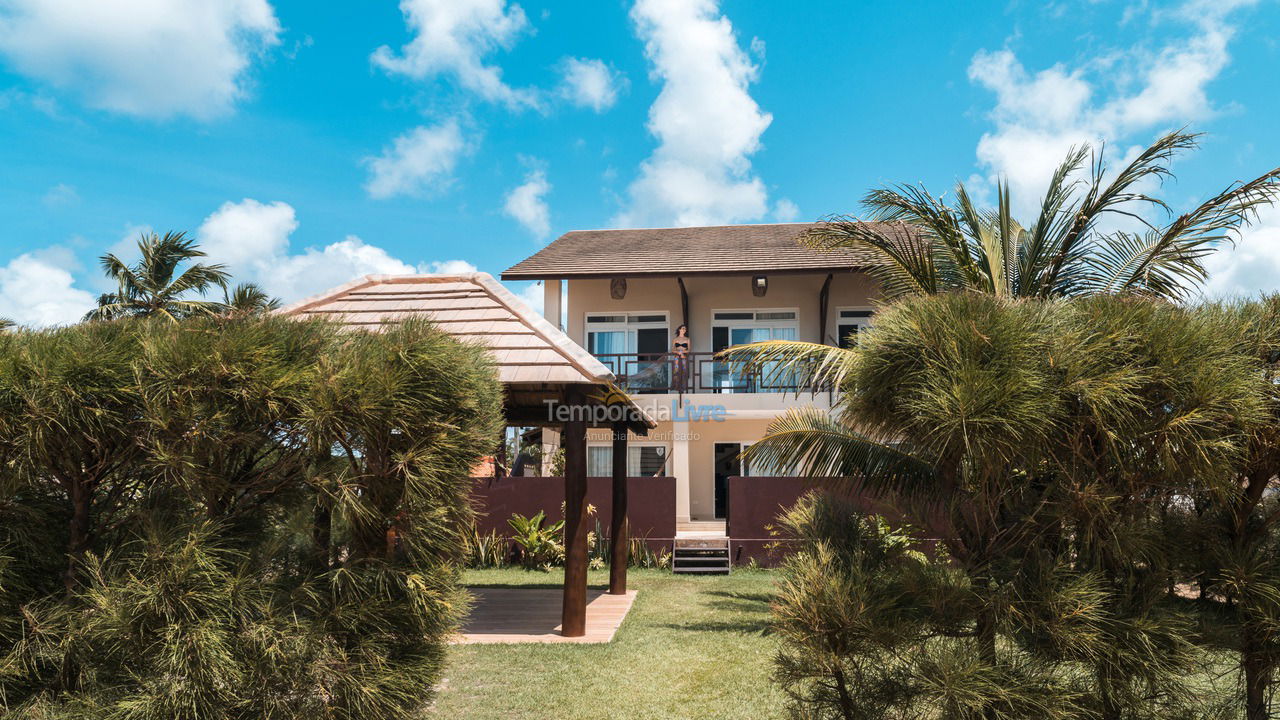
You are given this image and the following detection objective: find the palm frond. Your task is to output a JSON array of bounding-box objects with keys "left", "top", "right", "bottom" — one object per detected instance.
[
  {"left": 223, "top": 283, "right": 282, "bottom": 316},
  {"left": 1020, "top": 144, "right": 1089, "bottom": 297},
  {"left": 741, "top": 406, "right": 938, "bottom": 499},
  {"left": 717, "top": 339, "right": 859, "bottom": 392},
  {"left": 800, "top": 216, "right": 939, "bottom": 299},
  {"left": 1085, "top": 166, "right": 1280, "bottom": 298}
]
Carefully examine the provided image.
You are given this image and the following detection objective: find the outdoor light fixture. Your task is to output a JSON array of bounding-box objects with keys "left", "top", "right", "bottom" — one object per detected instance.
[
  {"left": 610, "top": 277, "right": 627, "bottom": 299},
  {"left": 752, "top": 275, "right": 767, "bottom": 297}
]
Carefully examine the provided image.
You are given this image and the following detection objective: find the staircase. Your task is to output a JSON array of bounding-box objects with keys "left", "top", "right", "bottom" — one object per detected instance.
[{"left": 672, "top": 520, "right": 730, "bottom": 574}]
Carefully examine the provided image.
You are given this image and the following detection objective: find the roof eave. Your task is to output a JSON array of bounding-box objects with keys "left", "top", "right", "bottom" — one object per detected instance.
[{"left": 501, "top": 266, "right": 872, "bottom": 281}]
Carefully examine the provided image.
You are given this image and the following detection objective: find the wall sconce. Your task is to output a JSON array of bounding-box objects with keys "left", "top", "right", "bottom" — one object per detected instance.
[
  {"left": 752, "top": 275, "right": 767, "bottom": 297},
  {"left": 610, "top": 277, "right": 627, "bottom": 299}
]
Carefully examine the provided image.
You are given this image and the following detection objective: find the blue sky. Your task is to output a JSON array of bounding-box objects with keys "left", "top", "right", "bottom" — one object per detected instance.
[{"left": 0, "top": 0, "right": 1278, "bottom": 325}]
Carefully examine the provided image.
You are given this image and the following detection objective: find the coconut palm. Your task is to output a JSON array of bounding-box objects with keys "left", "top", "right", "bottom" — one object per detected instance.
[
  {"left": 221, "top": 282, "right": 282, "bottom": 317},
  {"left": 85, "top": 231, "right": 229, "bottom": 322}
]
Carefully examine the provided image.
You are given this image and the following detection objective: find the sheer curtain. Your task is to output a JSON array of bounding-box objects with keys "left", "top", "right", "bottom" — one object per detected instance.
[{"left": 587, "top": 447, "right": 611, "bottom": 476}]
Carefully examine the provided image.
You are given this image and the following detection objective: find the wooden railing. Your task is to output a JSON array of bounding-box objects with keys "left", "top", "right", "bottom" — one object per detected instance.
[{"left": 591, "top": 351, "right": 832, "bottom": 395}]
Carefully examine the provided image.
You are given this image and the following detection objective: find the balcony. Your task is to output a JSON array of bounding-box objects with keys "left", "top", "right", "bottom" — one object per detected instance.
[{"left": 592, "top": 351, "right": 831, "bottom": 395}]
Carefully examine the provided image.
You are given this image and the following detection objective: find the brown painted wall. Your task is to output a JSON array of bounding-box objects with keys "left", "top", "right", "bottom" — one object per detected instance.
[
  {"left": 470, "top": 475, "right": 678, "bottom": 543},
  {"left": 726, "top": 476, "right": 908, "bottom": 567}
]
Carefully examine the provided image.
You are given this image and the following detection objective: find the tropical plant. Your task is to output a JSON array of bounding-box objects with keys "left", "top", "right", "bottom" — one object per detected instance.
[
  {"left": 746, "top": 294, "right": 1262, "bottom": 718},
  {"left": 802, "top": 130, "right": 1280, "bottom": 302},
  {"left": 85, "top": 231, "right": 229, "bottom": 321},
  {"left": 724, "top": 131, "right": 1280, "bottom": 396},
  {"left": 0, "top": 314, "right": 504, "bottom": 719},
  {"left": 1165, "top": 296, "right": 1280, "bottom": 720},
  {"left": 507, "top": 511, "right": 565, "bottom": 570},
  {"left": 464, "top": 527, "right": 510, "bottom": 569},
  {"left": 221, "top": 282, "right": 282, "bottom": 317},
  {"left": 772, "top": 492, "right": 1084, "bottom": 720},
  {"left": 0, "top": 318, "right": 13, "bottom": 331}
]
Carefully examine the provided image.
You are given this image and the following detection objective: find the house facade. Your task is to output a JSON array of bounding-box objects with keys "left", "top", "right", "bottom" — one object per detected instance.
[{"left": 503, "top": 223, "right": 884, "bottom": 526}]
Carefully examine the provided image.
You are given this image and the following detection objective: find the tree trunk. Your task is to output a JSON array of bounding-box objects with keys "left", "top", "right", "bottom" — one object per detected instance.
[
  {"left": 313, "top": 492, "right": 332, "bottom": 571},
  {"left": 63, "top": 477, "right": 92, "bottom": 594},
  {"left": 1244, "top": 636, "right": 1273, "bottom": 720},
  {"left": 832, "top": 666, "right": 857, "bottom": 720}
]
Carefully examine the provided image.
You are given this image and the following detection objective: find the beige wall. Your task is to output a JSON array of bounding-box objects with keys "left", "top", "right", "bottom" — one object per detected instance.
[
  {"left": 563, "top": 271, "right": 879, "bottom": 350},
  {"left": 563, "top": 270, "right": 874, "bottom": 521},
  {"left": 587, "top": 415, "right": 793, "bottom": 521}
]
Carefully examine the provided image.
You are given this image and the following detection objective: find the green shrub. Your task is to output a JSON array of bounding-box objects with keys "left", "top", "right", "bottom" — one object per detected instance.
[
  {"left": 0, "top": 315, "right": 503, "bottom": 719},
  {"left": 508, "top": 511, "right": 565, "bottom": 570}
]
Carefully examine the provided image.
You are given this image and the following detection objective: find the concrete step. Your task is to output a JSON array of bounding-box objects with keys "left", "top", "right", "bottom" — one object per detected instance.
[
  {"left": 671, "top": 542, "right": 730, "bottom": 575},
  {"left": 674, "top": 538, "right": 729, "bottom": 550}
]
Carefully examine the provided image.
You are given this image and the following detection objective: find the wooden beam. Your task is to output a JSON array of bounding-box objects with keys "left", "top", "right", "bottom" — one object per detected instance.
[
  {"left": 561, "top": 387, "right": 589, "bottom": 637},
  {"left": 818, "top": 273, "right": 833, "bottom": 345},
  {"left": 609, "top": 421, "right": 629, "bottom": 595},
  {"left": 677, "top": 277, "right": 689, "bottom": 332}
]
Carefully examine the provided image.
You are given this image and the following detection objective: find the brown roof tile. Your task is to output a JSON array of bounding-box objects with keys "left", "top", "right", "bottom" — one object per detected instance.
[{"left": 501, "top": 222, "right": 893, "bottom": 280}]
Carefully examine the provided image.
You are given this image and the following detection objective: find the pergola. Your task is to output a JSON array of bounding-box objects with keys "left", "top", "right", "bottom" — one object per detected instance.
[{"left": 278, "top": 273, "right": 653, "bottom": 636}]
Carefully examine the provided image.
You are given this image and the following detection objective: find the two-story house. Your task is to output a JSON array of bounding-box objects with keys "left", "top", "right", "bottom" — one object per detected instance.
[{"left": 503, "top": 223, "right": 883, "bottom": 527}]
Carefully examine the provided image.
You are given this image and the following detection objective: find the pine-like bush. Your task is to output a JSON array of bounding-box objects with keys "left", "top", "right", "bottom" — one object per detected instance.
[{"left": 0, "top": 315, "right": 502, "bottom": 719}]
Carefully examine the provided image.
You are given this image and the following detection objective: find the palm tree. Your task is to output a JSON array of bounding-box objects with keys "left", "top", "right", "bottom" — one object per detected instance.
[
  {"left": 0, "top": 318, "right": 14, "bottom": 331},
  {"left": 85, "top": 231, "right": 229, "bottom": 322},
  {"left": 723, "top": 131, "right": 1280, "bottom": 717},
  {"left": 726, "top": 130, "right": 1280, "bottom": 425},
  {"left": 221, "top": 282, "right": 282, "bottom": 317},
  {"left": 803, "top": 129, "right": 1280, "bottom": 302}
]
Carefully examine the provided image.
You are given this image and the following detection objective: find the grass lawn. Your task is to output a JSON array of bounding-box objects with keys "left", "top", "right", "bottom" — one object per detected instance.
[{"left": 428, "top": 568, "right": 789, "bottom": 720}]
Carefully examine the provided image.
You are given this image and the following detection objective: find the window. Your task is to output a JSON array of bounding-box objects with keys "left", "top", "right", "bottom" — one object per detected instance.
[
  {"left": 585, "top": 312, "right": 669, "bottom": 357},
  {"left": 587, "top": 445, "right": 668, "bottom": 476},
  {"left": 836, "top": 308, "right": 874, "bottom": 349},
  {"left": 710, "top": 309, "right": 799, "bottom": 391}
]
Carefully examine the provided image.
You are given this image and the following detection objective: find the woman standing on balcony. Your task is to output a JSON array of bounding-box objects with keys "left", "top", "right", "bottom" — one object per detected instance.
[{"left": 672, "top": 324, "right": 691, "bottom": 391}]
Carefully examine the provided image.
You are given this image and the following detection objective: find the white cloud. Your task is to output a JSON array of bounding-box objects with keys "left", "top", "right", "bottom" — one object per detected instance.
[
  {"left": 196, "top": 198, "right": 297, "bottom": 274},
  {"left": 422, "top": 259, "right": 478, "bottom": 274},
  {"left": 364, "top": 120, "right": 470, "bottom": 199},
  {"left": 513, "top": 281, "right": 544, "bottom": 315},
  {"left": 967, "top": 0, "right": 1251, "bottom": 216},
  {"left": 613, "top": 0, "right": 772, "bottom": 228},
  {"left": 0, "top": 0, "right": 280, "bottom": 120},
  {"left": 1202, "top": 204, "right": 1280, "bottom": 299},
  {"left": 557, "top": 57, "right": 622, "bottom": 112},
  {"left": 41, "top": 183, "right": 78, "bottom": 208},
  {"left": 503, "top": 168, "right": 551, "bottom": 238},
  {"left": 0, "top": 247, "right": 95, "bottom": 327},
  {"left": 773, "top": 198, "right": 800, "bottom": 222},
  {"left": 267, "top": 236, "right": 417, "bottom": 301},
  {"left": 196, "top": 198, "right": 474, "bottom": 302},
  {"left": 371, "top": 0, "right": 533, "bottom": 108}
]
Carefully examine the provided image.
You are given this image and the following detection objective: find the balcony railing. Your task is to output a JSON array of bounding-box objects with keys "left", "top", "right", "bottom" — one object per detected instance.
[{"left": 592, "top": 351, "right": 832, "bottom": 395}]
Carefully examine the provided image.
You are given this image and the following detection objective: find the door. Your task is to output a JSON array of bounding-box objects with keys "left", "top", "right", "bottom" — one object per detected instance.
[
  {"left": 713, "top": 442, "right": 746, "bottom": 519},
  {"left": 634, "top": 327, "right": 670, "bottom": 391}
]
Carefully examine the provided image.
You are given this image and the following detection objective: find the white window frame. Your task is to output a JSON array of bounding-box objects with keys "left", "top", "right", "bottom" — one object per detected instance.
[
  {"left": 586, "top": 441, "right": 670, "bottom": 477},
  {"left": 710, "top": 307, "right": 800, "bottom": 342},
  {"left": 710, "top": 308, "right": 800, "bottom": 392},
  {"left": 584, "top": 310, "right": 669, "bottom": 355},
  {"left": 833, "top": 306, "right": 874, "bottom": 348}
]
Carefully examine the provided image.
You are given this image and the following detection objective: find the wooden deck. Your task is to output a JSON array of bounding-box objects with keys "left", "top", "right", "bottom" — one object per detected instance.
[{"left": 456, "top": 587, "right": 638, "bottom": 644}]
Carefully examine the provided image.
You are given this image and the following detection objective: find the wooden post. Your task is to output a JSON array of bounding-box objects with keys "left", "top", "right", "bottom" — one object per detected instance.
[
  {"left": 561, "top": 388, "right": 589, "bottom": 637},
  {"left": 609, "top": 421, "right": 629, "bottom": 595}
]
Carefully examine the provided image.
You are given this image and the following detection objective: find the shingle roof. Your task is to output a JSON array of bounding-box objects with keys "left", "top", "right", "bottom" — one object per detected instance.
[
  {"left": 501, "top": 222, "right": 891, "bottom": 280},
  {"left": 276, "top": 273, "right": 615, "bottom": 386}
]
